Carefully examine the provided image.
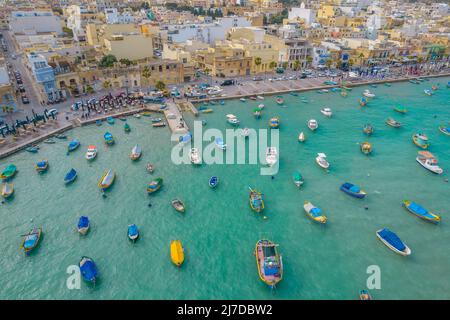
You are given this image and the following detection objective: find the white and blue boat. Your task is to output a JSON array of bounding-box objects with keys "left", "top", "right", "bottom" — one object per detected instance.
[
  {"left": 179, "top": 132, "right": 192, "bottom": 144},
  {"left": 127, "top": 224, "right": 139, "bottom": 242},
  {"left": 77, "top": 216, "right": 90, "bottom": 235},
  {"left": 95, "top": 120, "right": 102, "bottom": 126},
  {"left": 209, "top": 176, "right": 219, "bottom": 188},
  {"left": 402, "top": 200, "right": 440, "bottom": 223},
  {"left": 215, "top": 137, "right": 226, "bottom": 150},
  {"left": 64, "top": 168, "right": 77, "bottom": 184},
  {"left": 67, "top": 139, "right": 80, "bottom": 152},
  {"left": 104, "top": 132, "right": 114, "bottom": 145},
  {"left": 106, "top": 116, "right": 115, "bottom": 124},
  {"left": 340, "top": 182, "right": 367, "bottom": 199},
  {"left": 25, "top": 146, "right": 39, "bottom": 153},
  {"left": 79, "top": 256, "right": 98, "bottom": 283},
  {"left": 376, "top": 228, "right": 411, "bottom": 256}
]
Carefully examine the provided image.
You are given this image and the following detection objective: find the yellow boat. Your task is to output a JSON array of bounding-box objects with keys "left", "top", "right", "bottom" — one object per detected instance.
[
  {"left": 98, "top": 169, "right": 116, "bottom": 190},
  {"left": 1, "top": 182, "right": 14, "bottom": 198},
  {"left": 170, "top": 240, "right": 184, "bottom": 267}
]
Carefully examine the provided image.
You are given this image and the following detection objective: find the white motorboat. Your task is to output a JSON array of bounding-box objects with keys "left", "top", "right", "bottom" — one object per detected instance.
[
  {"left": 298, "top": 132, "right": 306, "bottom": 142},
  {"left": 416, "top": 151, "right": 443, "bottom": 174},
  {"left": 307, "top": 119, "right": 319, "bottom": 131},
  {"left": 215, "top": 138, "right": 227, "bottom": 150},
  {"left": 85, "top": 145, "right": 97, "bottom": 160},
  {"left": 241, "top": 128, "right": 250, "bottom": 138},
  {"left": 190, "top": 148, "right": 201, "bottom": 165},
  {"left": 226, "top": 114, "right": 240, "bottom": 126},
  {"left": 257, "top": 104, "right": 265, "bottom": 109},
  {"left": 320, "top": 107, "right": 332, "bottom": 117},
  {"left": 265, "top": 147, "right": 278, "bottom": 167},
  {"left": 315, "top": 153, "right": 329, "bottom": 169},
  {"left": 257, "top": 96, "right": 264, "bottom": 100},
  {"left": 207, "top": 86, "right": 223, "bottom": 96},
  {"left": 363, "top": 90, "right": 375, "bottom": 98}
]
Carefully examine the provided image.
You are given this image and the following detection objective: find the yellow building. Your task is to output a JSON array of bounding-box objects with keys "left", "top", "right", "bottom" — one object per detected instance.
[
  {"left": 104, "top": 33, "right": 153, "bottom": 61},
  {"left": 86, "top": 23, "right": 140, "bottom": 47},
  {"left": 317, "top": 5, "right": 337, "bottom": 19}
]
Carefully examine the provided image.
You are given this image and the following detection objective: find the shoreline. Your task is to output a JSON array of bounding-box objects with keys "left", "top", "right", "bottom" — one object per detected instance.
[{"left": 0, "top": 73, "right": 448, "bottom": 160}]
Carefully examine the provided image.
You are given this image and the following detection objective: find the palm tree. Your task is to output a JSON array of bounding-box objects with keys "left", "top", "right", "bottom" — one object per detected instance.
[
  {"left": 141, "top": 66, "right": 151, "bottom": 88},
  {"left": 254, "top": 57, "right": 262, "bottom": 73},
  {"left": 103, "top": 80, "right": 112, "bottom": 94},
  {"left": 293, "top": 60, "right": 300, "bottom": 71},
  {"left": 155, "top": 81, "right": 166, "bottom": 92},
  {"left": 325, "top": 59, "right": 333, "bottom": 69},
  {"left": 306, "top": 56, "right": 313, "bottom": 67}
]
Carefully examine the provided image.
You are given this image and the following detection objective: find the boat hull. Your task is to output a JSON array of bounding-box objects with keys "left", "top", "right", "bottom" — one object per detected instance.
[
  {"left": 170, "top": 240, "right": 184, "bottom": 267},
  {"left": 402, "top": 200, "right": 440, "bottom": 223}
]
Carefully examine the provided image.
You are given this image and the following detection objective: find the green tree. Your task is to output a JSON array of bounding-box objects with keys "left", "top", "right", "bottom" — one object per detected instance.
[
  {"left": 62, "top": 27, "right": 73, "bottom": 38},
  {"left": 141, "top": 66, "right": 151, "bottom": 86},
  {"left": 325, "top": 59, "right": 333, "bottom": 69},
  {"left": 306, "top": 56, "right": 313, "bottom": 66},
  {"left": 293, "top": 60, "right": 300, "bottom": 71},
  {"left": 254, "top": 57, "right": 262, "bottom": 72},
  {"left": 282, "top": 61, "right": 288, "bottom": 70},
  {"left": 269, "top": 61, "right": 278, "bottom": 70},
  {"left": 103, "top": 80, "right": 112, "bottom": 93},
  {"left": 155, "top": 81, "right": 166, "bottom": 91},
  {"left": 99, "top": 54, "right": 117, "bottom": 68}
]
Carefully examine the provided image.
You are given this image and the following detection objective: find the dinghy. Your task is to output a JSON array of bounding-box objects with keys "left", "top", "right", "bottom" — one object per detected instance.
[
  {"left": 44, "top": 138, "right": 55, "bottom": 144},
  {"left": 133, "top": 114, "right": 141, "bottom": 119},
  {"left": 438, "top": 125, "right": 450, "bottom": 136},
  {"left": 226, "top": 114, "right": 240, "bottom": 126},
  {"left": 147, "top": 178, "right": 162, "bottom": 194},
  {"left": 55, "top": 134, "right": 67, "bottom": 139},
  {"left": 363, "top": 90, "right": 375, "bottom": 98},
  {"left": 275, "top": 96, "right": 284, "bottom": 105},
  {"left": 303, "top": 201, "right": 327, "bottom": 224},
  {"left": 412, "top": 133, "right": 429, "bottom": 149},
  {"left": 257, "top": 104, "right": 265, "bottom": 109},
  {"left": 190, "top": 148, "right": 201, "bottom": 165},
  {"left": 35, "top": 160, "right": 49, "bottom": 173},
  {"left": 269, "top": 117, "right": 280, "bottom": 128},
  {"left": 424, "top": 89, "right": 432, "bottom": 96},
  {"left": 67, "top": 139, "right": 80, "bottom": 152},
  {"left": 21, "top": 227, "right": 42, "bottom": 255},
  {"left": 170, "top": 240, "right": 184, "bottom": 267},
  {"left": 0, "top": 164, "right": 17, "bottom": 180},
  {"left": 253, "top": 108, "right": 262, "bottom": 119},
  {"left": 98, "top": 169, "right": 115, "bottom": 190},
  {"left": 403, "top": 200, "right": 440, "bottom": 223},
  {"left": 241, "top": 128, "right": 250, "bottom": 138},
  {"left": 85, "top": 145, "right": 97, "bottom": 161},
  {"left": 257, "top": 96, "right": 264, "bottom": 100},
  {"left": 79, "top": 256, "right": 98, "bottom": 283},
  {"left": 215, "top": 138, "right": 227, "bottom": 150},
  {"left": 130, "top": 144, "right": 142, "bottom": 160},
  {"left": 320, "top": 108, "right": 332, "bottom": 117},
  {"left": 77, "top": 216, "right": 90, "bottom": 235},
  {"left": 127, "top": 224, "right": 139, "bottom": 242},
  {"left": 394, "top": 106, "right": 407, "bottom": 114},
  {"left": 307, "top": 119, "right": 318, "bottom": 131},
  {"left": 209, "top": 176, "right": 219, "bottom": 188},
  {"left": 360, "top": 141, "right": 372, "bottom": 155},
  {"left": 255, "top": 239, "right": 283, "bottom": 290},
  {"left": 292, "top": 171, "right": 304, "bottom": 188},
  {"left": 64, "top": 168, "right": 77, "bottom": 184},
  {"left": 249, "top": 187, "right": 264, "bottom": 213},
  {"left": 363, "top": 124, "right": 373, "bottom": 136},
  {"left": 106, "top": 116, "right": 115, "bottom": 124},
  {"left": 416, "top": 151, "right": 443, "bottom": 174},
  {"left": 104, "top": 132, "right": 114, "bottom": 145},
  {"left": 265, "top": 147, "right": 278, "bottom": 167},
  {"left": 298, "top": 132, "right": 306, "bottom": 142},
  {"left": 179, "top": 132, "right": 192, "bottom": 144},
  {"left": 385, "top": 117, "right": 401, "bottom": 128},
  {"left": 376, "top": 228, "right": 411, "bottom": 256},
  {"left": 315, "top": 153, "right": 329, "bottom": 169},
  {"left": 26, "top": 146, "right": 39, "bottom": 153},
  {"left": 124, "top": 123, "right": 130, "bottom": 132},
  {"left": 1, "top": 182, "right": 14, "bottom": 198},
  {"left": 359, "top": 97, "right": 367, "bottom": 106},
  {"left": 340, "top": 182, "right": 367, "bottom": 199},
  {"left": 95, "top": 120, "right": 102, "bottom": 126},
  {"left": 171, "top": 199, "right": 185, "bottom": 213},
  {"left": 146, "top": 163, "right": 154, "bottom": 173}
]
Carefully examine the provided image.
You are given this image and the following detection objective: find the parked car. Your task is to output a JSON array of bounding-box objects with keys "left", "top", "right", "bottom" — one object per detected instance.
[
  {"left": 252, "top": 76, "right": 263, "bottom": 81},
  {"left": 21, "top": 94, "right": 29, "bottom": 104},
  {"left": 47, "top": 108, "right": 58, "bottom": 115},
  {"left": 221, "top": 79, "right": 235, "bottom": 86},
  {"left": 18, "top": 84, "right": 25, "bottom": 92}
]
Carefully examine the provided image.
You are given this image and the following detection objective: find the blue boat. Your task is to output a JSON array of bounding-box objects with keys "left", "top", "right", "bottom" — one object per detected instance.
[
  {"left": 209, "top": 176, "right": 219, "bottom": 188},
  {"left": 128, "top": 224, "right": 139, "bottom": 242},
  {"left": 179, "top": 132, "right": 192, "bottom": 144},
  {"left": 340, "top": 182, "right": 367, "bottom": 199},
  {"left": 25, "top": 146, "right": 39, "bottom": 153},
  {"left": 21, "top": 227, "right": 42, "bottom": 255},
  {"left": 79, "top": 256, "right": 98, "bottom": 283},
  {"left": 77, "top": 216, "right": 90, "bottom": 235},
  {"left": 376, "top": 228, "right": 411, "bottom": 256},
  {"left": 402, "top": 200, "right": 440, "bottom": 223},
  {"left": 215, "top": 137, "right": 226, "bottom": 150},
  {"left": 219, "top": 100, "right": 225, "bottom": 105},
  {"left": 95, "top": 120, "right": 102, "bottom": 126},
  {"left": 64, "top": 168, "right": 77, "bottom": 184},
  {"left": 67, "top": 139, "right": 80, "bottom": 152},
  {"left": 104, "top": 132, "right": 114, "bottom": 145},
  {"left": 106, "top": 117, "right": 114, "bottom": 124}
]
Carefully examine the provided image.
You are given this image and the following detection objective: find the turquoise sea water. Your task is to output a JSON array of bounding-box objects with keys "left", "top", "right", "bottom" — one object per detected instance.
[{"left": 0, "top": 78, "right": 449, "bottom": 299}]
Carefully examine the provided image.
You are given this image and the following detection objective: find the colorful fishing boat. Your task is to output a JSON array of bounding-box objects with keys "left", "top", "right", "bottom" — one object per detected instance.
[
  {"left": 253, "top": 108, "right": 262, "bottom": 119},
  {"left": 269, "top": 117, "right": 280, "bottom": 129},
  {"left": 249, "top": 187, "right": 264, "bottom": 213},
  {"left": 385, "top": 117, "right": 401, "bottom": 128},
  {"left": 438, "top": 125, "right": 450, "bottom": 136},
  {"left": 307, "top": 119, "right": 318, "bottom": 131},
  {"left": 359, "top": 97, "right": 367, "bottom": 107},
  {"left": 275, "top": 96, "right": 284, "bottom": 105},
  {"left": 359, "top": 290, "right": 373, "bottom": 300},
  {"left": 340, "top": 182, "right": 367, "bottom": 199},
  {"left": 394, "top": 106, "right": 408, "bottom": 114},
  {"left": 79, "top": 256, "right": 98, "bottom": 283},
  {"left": 85, "top": 145, "right": 97, "bottom": 161},
  {"left": 360, "top": 141, "right": 372, "bottom": 155},
  {"left": 255, "top": 239, "right": 283, "bottom": 290},
  {"left": 190, "top": 148, "right": 201, "bottom": 165},
  {"left": 226, "top": 114, "right": 240, "bottom": 126},
  {"left": 106, "top": 116, "right": 115, "bottom": 124},
  {"left": 363, "top": 90, "right": 375, "bottom": 98},
  {"left": 127, "top": 224, "right": 139, "bottom": 242},
  {"left": 130, "top": 144, "right": 142, "bottom": 160},
  {"left": 265, "top": 147, "right": 278, "bottom": 167},
  {"left": 124, "top": 123, "right": 131, "bottom": 132},
  {"left": 315, "top": 153, "right": 329, "bottom": 170},
  {"left": 209, "top": 176, "right": 219, "bottom": 188},
  {"left": 424, "top": 89, "right": 432, "bottom": 96},
  {"left": 147, "top": 178, "right": 163, "bottom": 194},
  {"left": 25, "top": 146, "right": 39, "bottom": 153},
  {"left": 320, "top": 108, "right": 332, "bottom": 117},
  {"left": 1, "top": 182, "right": 14, "bottom": 198},
  {"left": 67, "top": 139, "right": 80, "bottom": 152},
  {"left": 402, "top": 200, "right": 440, "bottom": 224},
  {"left": 77, "top": 216, "right": 90, "bottom": 235},
  {"left": 171, "top": 199, "right": 185, "bottom": 213},
  {"left": 0, "top": 164, "right": 17, "bottom": 180},
  {"left": 64, "top": 168, "right": 77, "bottom": 184},
  {"left": 376, "top": 228, "right": 411, "bottom": 256},
  {"left": 21, "top": 227, "right": 42, "bottom": 255},
  {"left": 363, "top": 124, "right": 373, "bottom": 136},
  {"left": 170, "top": 240, "right": 184, "bottom": 267},
  {"left": 292, "top": 171, "right": 304, "bottom": 188},
  {"left": 35, "top": 160, "right": 49, "bottom": 173},
  {"left": 98, "top": 169, "right": 115, "bottom": 190},
  {"left": 104, "top": 132, "right": 114, "bottom": 145},
  {"left": 95, "top": 119, "right": 102, "bottom": 126},
  {"left": 412, "top": 133, "right": 429, "bottom": 149},
  {"left": 303, "top": 201, "right": 327, "bottom": 223},
  {"left": 416, "top": 151, "right": 443, "bottom": 174}
]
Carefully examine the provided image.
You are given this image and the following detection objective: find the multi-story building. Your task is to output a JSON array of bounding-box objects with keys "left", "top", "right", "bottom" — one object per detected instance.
[
  {"left": 9, "top": 11, "right": 63, "bottom": 35},
  {"left": 65, "top": 5, "right": 100, "bottom": 42},
  {"left": 0, "top": 66, "right": 16, "bottom": 116},
  {"left": 196, "top": 44, "right": 252, "bottom": 77},
  {"left": 26, "top": 53, "right": 62, "bottom": 102},
  {"left": 103, "top": 33, "right": 153, "bottom": 61},
  {"left": 104, "top": 8, "right": 135, "bottom": 24}
]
